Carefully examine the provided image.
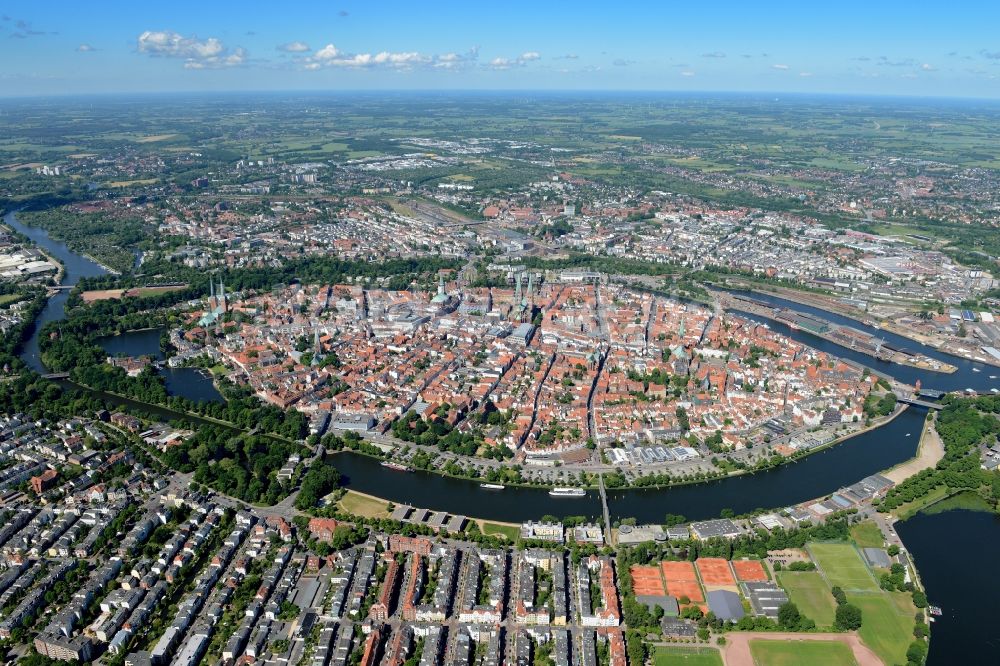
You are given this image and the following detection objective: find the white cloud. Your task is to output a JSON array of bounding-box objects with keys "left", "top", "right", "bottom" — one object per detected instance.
[
  {"left": 772, "top": 63, "right": 789, "bottom": 70},
  {"left": 680, "top": 70, "right": 695, "bottom": 77},
  {"left": 304, "top": 43, "right": 477, "bottom": 70},
  {"left": 278, "top": 41, "right": 310, "bottom": 53},
  {"left": 920, "top": 63, "right": 936, "bottom": 71},
  {"left": 137, "top": 30, "right": 246, "bottom": 68},
  {"left": 76, "top": 43, "right": 95, "bottom": 52},
  {"left": 488, "top": 51, "right": 542, "bottom": 70},
  {"left": 799, "top": 71, "right": 813, "bottom": 77},
  {"left": 702, "top": 51, "right": 726, "bottom": 58},
  {"left": 433, "top": 48, "right": 479, "bottom": 69}
]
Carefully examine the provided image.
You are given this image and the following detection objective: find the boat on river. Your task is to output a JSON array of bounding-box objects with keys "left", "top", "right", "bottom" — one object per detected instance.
[
  {"left": 480, "top": 483, "right": 506, "bottom": 490},
  {"left": 549, "top": 487, "right": 586, "bottom": 497},
  {"left": 381, "top": 461, "right": 412, "bottom": 472}
]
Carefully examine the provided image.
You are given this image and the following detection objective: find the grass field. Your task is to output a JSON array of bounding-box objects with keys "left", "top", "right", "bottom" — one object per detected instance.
[
  {"left": 481, "top": 521, "right": 519, "bottom": 540},
  {"left": 776, "top": 571, "right": 838, "bottom": 627},
  {"left": 337, "top": 491, "right": 390, "bottom": 518},
  {"left": 107, "top": 178, "right": 158, "bottom": 187},
  {"left": 849, "top": 592, "right": 917, "bottom": 666},
  {"left": 849, "top": 522, "right": 885, "bottom": 549},
  {"left": 748, "top": 639, "right": 857, "bottom": 666},
  {"left": 893, "top": 485, "right": 953, "bottom": 519},
  {"left": 0, "top": 294, "right": 22, "bottom": 307},
  {"left": 652, "top": 646, "right": 723, "bottom": 666},
  {"left": 808, "top": 543, "right": 878, "bottom": 592}
]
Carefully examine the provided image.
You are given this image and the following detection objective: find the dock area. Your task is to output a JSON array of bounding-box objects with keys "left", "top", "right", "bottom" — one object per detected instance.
[{"left": 719, "top": 292, "right": 957, "bottom": 374}]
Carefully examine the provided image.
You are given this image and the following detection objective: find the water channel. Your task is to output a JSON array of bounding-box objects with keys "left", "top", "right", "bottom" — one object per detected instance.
[{"left": 5, "top": 209, "right": 221, "bottom": 402}]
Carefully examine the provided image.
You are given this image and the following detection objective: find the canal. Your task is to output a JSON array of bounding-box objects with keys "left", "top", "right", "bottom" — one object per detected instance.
[{"left": 729, "top": 289, "right": 1000, "bottom": 393}]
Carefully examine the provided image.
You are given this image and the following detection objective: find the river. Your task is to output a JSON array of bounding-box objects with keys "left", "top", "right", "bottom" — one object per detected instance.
[
  {"left": 4, "top": 211, "right": 221, "bottom": 403},
  {"left": 4, "top": 210, "right": 994, "bottom": 664},
  {"left": 896, "top": 508, "right": 1000, "bottom": 665},
  {"left": 4, "top": 210, "right": 107, "bottom": 374},
  {"left": 332, "top": 407, "right": 924, "bottom": 524}
]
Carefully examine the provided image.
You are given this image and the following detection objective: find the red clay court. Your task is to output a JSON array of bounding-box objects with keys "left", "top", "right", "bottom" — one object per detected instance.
[
  {"left": 660, "top": 561, "right": 698, "bottom": 581},
  {"left": 732, "top": 559, "right": 768, "bottom": 582},
  {"left": 630, "top": 565, "right": 666, "bottom": 596},
  {"left": 660, "top": 561, "right": 704, "bottom": 602},
  {"left": 666, "top": 580, "right": 704, "bottom": 603},
  {"left": 696, "top": 557, "right": 736, "bottom": 586}
]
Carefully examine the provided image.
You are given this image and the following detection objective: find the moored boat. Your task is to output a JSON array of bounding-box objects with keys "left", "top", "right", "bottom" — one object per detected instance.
[{"left": 549, "top": 487, "right": 586, "bottom": 497}]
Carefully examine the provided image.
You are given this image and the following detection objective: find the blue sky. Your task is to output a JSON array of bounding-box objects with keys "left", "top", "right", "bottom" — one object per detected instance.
[{"left": 2, "top": 1, "right": 1000, "bottom": 98}]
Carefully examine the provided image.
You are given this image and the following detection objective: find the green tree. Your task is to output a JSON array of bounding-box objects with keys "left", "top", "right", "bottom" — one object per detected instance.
[
  {"left": 777, "top": 602, "right": 801, "bottom": 629},
  {"left": 835, "top": 603, "right": 863, "bottom": 630}
]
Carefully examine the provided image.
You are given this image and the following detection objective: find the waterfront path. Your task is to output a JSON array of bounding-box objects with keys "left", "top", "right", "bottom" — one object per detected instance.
[
  {"left": 720, "top": 631, "right": 883, "bottom": 666},
  {"left": 883, "top": 413, "right": 944, "bottom": 485}
]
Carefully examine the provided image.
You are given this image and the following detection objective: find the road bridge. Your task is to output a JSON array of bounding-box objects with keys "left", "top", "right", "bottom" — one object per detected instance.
[
  {"left": 895, "top": 396, "right": 943, "bottom": 410},
  {"left": 598, "top": 473, "right": 612, "bottom": 545}
]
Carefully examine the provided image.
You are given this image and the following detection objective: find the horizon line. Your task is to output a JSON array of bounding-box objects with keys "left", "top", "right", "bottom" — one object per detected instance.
[{"left": 2, "top": 88, "right": 1000, "bottom": 104}]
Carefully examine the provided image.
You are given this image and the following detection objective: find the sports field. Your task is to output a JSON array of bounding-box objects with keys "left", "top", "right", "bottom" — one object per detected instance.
[
  {"left": 732, "top": 559, "right": 768, "bottom": 582},
  {"left": 849, "top": 522, "right": 885, "bottom": 549},
  {"left": 661, "top": 560, "right": 704, "bottom": 602},
  {"left": 850, "top": 592, "right": 917, "bottom": 666},
  {"left": 776, "top": 571, "right": 838, "bottom": 627},
  {"left": 631, "top": 565, "right": 667, "bottom": 596},
  {"left": 808, "top": 543, "right": 879, "bottom": 592},
  {"left": 696, "top": 557, "right": 735, "bottom": 586},
  {"left": 748, "top": 639, "right": 858, "bottom": 666},
  {"left": 653, "top": 646, "right": 723, "bottom": 666}
]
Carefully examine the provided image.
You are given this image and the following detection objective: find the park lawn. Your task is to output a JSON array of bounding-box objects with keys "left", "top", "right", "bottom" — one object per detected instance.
[
  {"left": 894, "top": 485, "right": 954, "bottom": 519},
  {"left": 337, "top": 491, "right": 390, "bottom": 518},
  {"left": 849, "top": 522, "right": 885, "bottom": 549},
  {"left": 850, "top": 592, "right": 917, "bottom": 666},
  {"left": 134, "top": 286, "right": 187, "bottom": 298},
  {"left": 776, "top": 571, "right": 837, "bottom": 627},
  {"left": 809, "top": 543, "right": 879, "bottom": 592},
  {"left": 481, "top": 521, "right": 519, "bottom": 541},
  {"left": 748, "top": 639, "right": 857, "bottom": 666},
  {"left": 652, "top": 646, "right": 723, "bottom": 666},
  {"left": 107, "top": 178, "right": 158, "bottom": 187},
  {"left": 0, "top": 294, "right": 22, "bottom": 307}
]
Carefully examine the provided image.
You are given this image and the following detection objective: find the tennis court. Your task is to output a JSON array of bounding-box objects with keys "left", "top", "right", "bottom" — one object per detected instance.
[
  {"left": 696, "top": 557, "right": 736, "bottom": 586},
  {"left": 732, "top": 559, "right": 769, "bottom": 582},
  {"left": 631, "top": 565, "right": 667, "bottom": 596},
  {"left": 661, "top": 561, "right": 704, "bottom": 602}
]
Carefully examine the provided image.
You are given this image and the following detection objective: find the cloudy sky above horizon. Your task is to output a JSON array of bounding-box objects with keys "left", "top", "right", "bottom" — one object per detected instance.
[{"left": 3, "top": 1, "right": 1000, "bottom": 98}]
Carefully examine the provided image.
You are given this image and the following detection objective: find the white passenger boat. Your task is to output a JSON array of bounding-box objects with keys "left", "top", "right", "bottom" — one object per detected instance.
[{"left": 549, "top": 487, "right": 586, "bottom": 497}]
